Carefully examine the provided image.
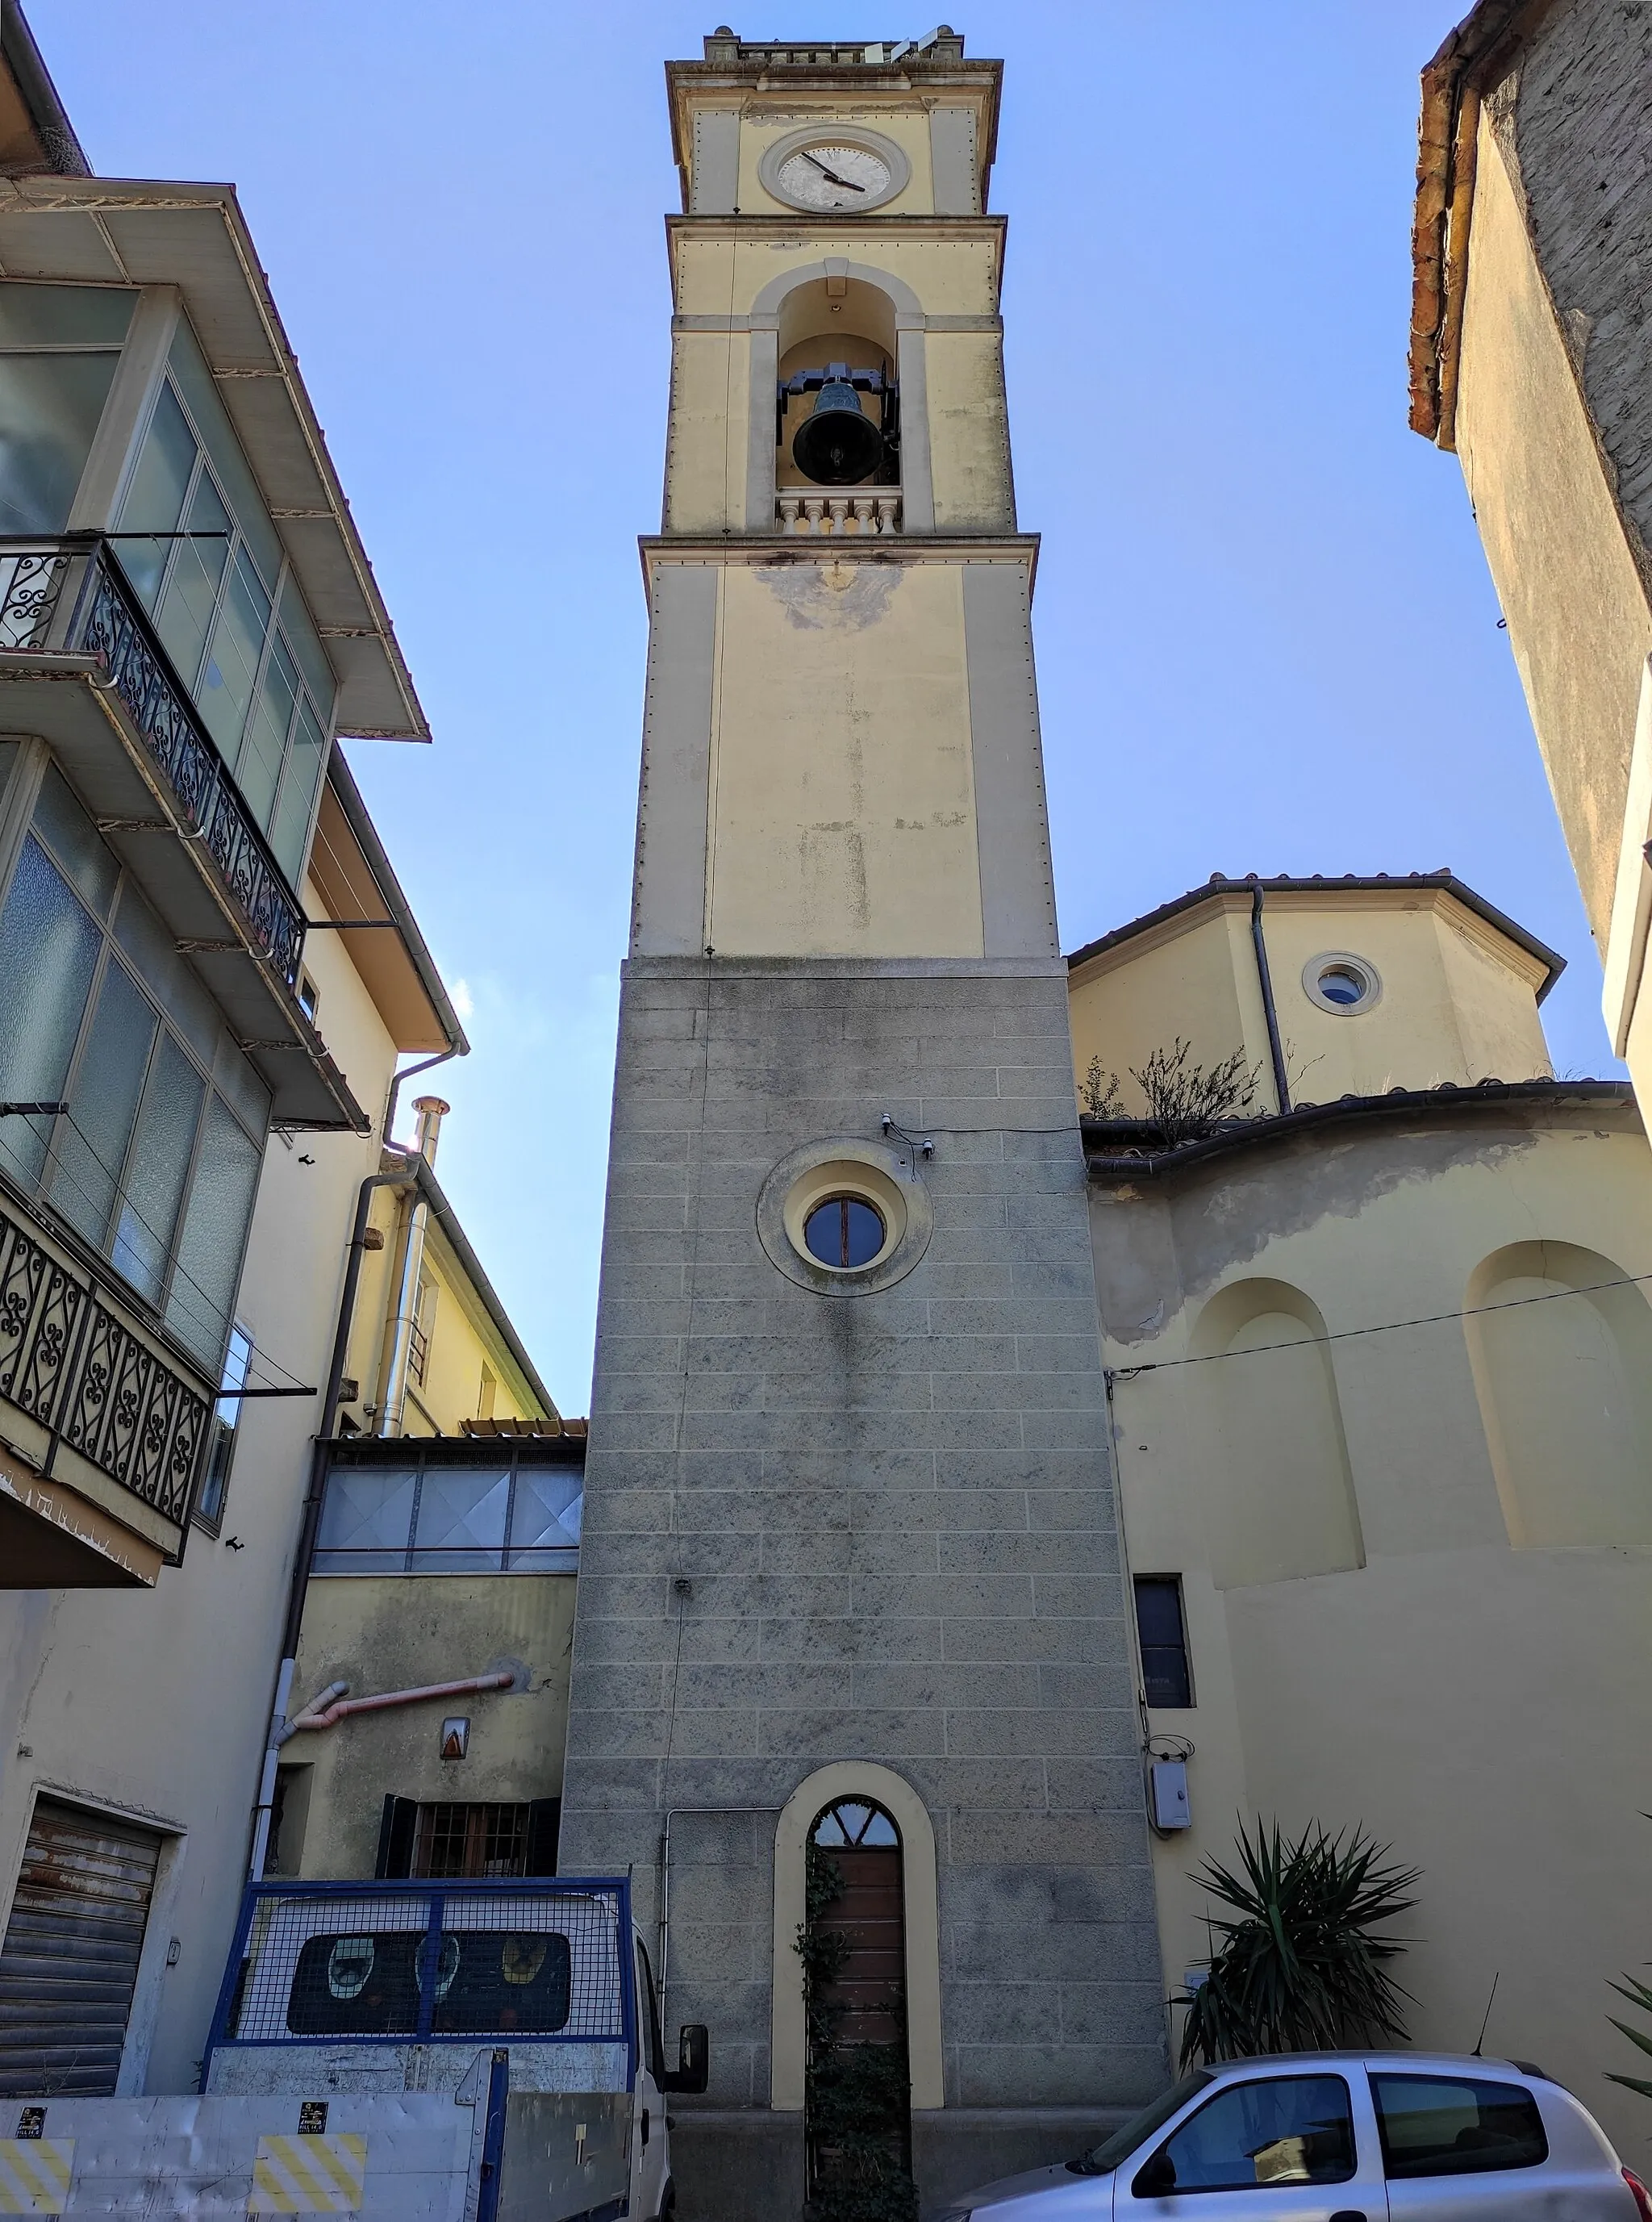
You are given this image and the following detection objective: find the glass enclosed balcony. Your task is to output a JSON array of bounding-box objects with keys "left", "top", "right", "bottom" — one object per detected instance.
[
  {"left": 0, "top": 536, "right": 307, "bottom": 980},
  {"left": 0, "top": 221, "right": 430, "bottom": 1126}
]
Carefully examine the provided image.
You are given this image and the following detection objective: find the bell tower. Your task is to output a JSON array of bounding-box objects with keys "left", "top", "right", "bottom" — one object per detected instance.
[{"left": 561, "top": 27, "right": 1165, "bottom": 2216}]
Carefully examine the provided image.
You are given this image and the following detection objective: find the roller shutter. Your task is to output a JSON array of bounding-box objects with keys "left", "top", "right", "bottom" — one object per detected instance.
[{"left": 0, "top": 1798, "right": 161, "bottom": 2095}]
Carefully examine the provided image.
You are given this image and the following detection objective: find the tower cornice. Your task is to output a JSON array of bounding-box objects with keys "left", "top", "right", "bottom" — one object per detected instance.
[{"left": 636, "top": 534, "right": 1041, "bottom": 610}]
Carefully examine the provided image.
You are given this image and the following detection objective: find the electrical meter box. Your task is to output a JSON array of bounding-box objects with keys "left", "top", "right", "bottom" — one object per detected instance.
[{"left": 1150, "top": 1757, "right": 1191, "bottom": 1829}]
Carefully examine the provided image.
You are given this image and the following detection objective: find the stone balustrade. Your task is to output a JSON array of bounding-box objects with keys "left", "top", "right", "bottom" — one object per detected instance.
[{"left": 777, "top": 489, "right": 903, "bottom": 537}]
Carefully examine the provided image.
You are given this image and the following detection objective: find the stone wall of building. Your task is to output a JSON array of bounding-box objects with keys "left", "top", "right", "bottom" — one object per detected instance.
[{"left": 561, "top": 955, "right": 1166, "bottom": 2210}]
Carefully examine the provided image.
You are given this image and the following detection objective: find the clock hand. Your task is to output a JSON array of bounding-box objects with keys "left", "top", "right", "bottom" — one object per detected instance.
[{"left": 800, "top": 149, "right": 866, "bottom": 191}]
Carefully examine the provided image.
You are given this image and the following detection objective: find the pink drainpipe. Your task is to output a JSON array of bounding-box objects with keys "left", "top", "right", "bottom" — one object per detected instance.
[{"left": 277, "top": 1669, "right": 515, "bottom": 1744}]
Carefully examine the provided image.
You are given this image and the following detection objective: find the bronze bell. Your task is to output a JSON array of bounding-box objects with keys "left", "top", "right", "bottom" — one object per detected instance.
[{"left": 792, "top": 378, "right": 883, "bottom": 486}]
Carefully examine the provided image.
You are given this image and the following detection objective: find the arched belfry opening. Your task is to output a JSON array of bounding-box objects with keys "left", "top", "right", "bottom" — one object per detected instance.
[
  {"left": 799, "top": 1797, "right": 914, "bottom": 2218},
  {"left": 777, "top": 277, "right": 901, "bottom": 491}
]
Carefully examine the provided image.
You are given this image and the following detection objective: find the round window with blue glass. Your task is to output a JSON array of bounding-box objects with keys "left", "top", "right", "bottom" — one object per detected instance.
[
  {"left": 1303, "top": 950, "right": 1382, "bottom": 1016},
  {"left": 803, "top": 1194, "right": 886, "bottom": 1270}
]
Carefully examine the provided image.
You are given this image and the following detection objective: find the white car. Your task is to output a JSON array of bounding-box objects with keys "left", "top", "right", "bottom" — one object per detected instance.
[{"left": 938, "top": 2051, "right": 1652, "bottom": 2220}]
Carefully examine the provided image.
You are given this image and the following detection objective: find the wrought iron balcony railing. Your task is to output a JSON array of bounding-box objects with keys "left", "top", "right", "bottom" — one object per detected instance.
[
  {"left": 0, "top": 1186, "right": 209, "bottom": 1527},
  {"left": 0, "top": 537, "right": 306, "bottom": 990}
]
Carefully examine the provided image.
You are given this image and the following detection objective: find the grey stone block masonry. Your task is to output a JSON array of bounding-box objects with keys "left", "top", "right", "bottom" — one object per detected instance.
[{"left": 560, "top": 956, "right": 1166, "bottom": 2164}]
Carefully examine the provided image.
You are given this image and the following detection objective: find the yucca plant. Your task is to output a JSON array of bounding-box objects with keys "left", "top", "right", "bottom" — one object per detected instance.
[
  {"left": 1608, "top": 1972, "right": 1652, "bottom": 2101},
  {"left": 1177, "top": 1819, "right": 1420, "bottom": 2070}
]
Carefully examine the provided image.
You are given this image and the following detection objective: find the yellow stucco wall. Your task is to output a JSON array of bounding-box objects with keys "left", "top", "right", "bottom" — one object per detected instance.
[
  {"left": 1069, "top": 887, "right": 1552, "bottom": 1115},
  {"left": 282, "top": 1574, "right": 576, "bottom": 1879},
  {"left": 1092, "top": 1107, "right": 1652, "bottom": 2150},
  {"left": 705, "top": 560, "right": 985, "bottom": 958},
  {"left": 337, "top": 1191, "right": 543, "bottom": 1439},
  {"left": 1455, "top": 112, "right": 1652, "bottom": 946},
  {"left": 1068, "top": 901, "right": 1266, "bottom": 1117},
  {"left": 672, "top": 232, "right": 998, "bottom": 325},
  {"left": 666, "top": 313, "right": 752, "bottom": 537},
  {"left": 924, "top": 329, "right": 1013, "bottom": 531},
  {"left": 665, "top": 226, "right": 1003, "bottom": 537}
]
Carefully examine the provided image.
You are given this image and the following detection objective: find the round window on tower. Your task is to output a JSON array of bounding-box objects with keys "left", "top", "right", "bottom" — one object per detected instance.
[
  {"left": 1303, "top": 951, "right": 1382, "bottom": 1015},
  {"left": 803, "top": 1195, "right": 886, "bottom": 1271},
  {"left": 756, "top": 1140, "right": 931, "bottom": 1295}
]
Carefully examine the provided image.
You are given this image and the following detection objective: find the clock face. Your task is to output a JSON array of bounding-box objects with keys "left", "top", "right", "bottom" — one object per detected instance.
[{"left": 774, "top": 141, "right": 894, "bottom": 211}]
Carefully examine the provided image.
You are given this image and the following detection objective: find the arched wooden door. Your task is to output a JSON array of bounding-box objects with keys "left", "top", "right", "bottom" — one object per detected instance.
[{"left": 803, "top": 1798, "right": 914, "bottom": 2216}]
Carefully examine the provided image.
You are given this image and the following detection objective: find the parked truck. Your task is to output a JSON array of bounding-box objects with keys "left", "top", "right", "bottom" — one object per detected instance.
[{"left": 0, "top": 1874, "right": 704, "bottom": 2218}]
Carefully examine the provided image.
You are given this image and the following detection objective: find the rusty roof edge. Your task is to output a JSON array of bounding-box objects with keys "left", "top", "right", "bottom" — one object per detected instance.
[{"left": 1408, "top": 0, "right": 1566, "bottom": 444}]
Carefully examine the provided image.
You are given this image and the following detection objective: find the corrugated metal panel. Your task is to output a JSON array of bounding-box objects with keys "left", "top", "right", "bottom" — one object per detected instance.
[{"left": 0, "top": 1798, "right": 161, "bottom": 2095}]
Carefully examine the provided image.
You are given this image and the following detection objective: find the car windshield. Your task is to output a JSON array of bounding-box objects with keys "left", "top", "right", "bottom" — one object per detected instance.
[{"left": 1071, "top": 2072, "right": 1214, "bottom": 2175}]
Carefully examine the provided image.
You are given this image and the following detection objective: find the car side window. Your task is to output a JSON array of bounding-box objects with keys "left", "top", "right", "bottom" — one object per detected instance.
[
  {"left": 1134, "top": 2074, "right": 1357, "bottom": 2195},
  {"left": 1370, "top": 2074, "right": 1548, "bottom": 2178}
]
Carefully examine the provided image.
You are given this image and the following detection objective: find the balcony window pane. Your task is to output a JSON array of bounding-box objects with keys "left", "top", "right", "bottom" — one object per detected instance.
[
  {"left": 196, "top": 1322, "right": 252, "bottom": 1530},
  {"left": 111, "top": 876, "right": 219, "bottom": 1065},
  {"left": 115, "top": 380, "right": 198, "bottom": 609},
  {"left": 48, "top": 959, "right": 155, "bottom": 1247},
  {"left": 269, "top": 697, "right": 327, "bottom": 882},
  {"left": 237, "top": 633, "right": 297, "bottom": 830},
  {"left": 0, "top": 836, "right": 99, "bottom": 1189},
  {"left": 154, "top": 470, "right": 231, "bottom": 692},
  {"left": 212, "top": 1034, "right": 271, "bottom": 1138},
  {"left": 165, "top": 1092, "right": 261, "bottom": 1366},
  {"left": 166, "top": 316, "right": 284, "bottom": 594},
  {"left": 278, "top": 573, "right": 336, "bottom": 730},
  {"left": 112, "top": 1032, "right": 203, "bottom": 1305},
  {"left": 411, "top": 1472, "right": 511, "bottom": 1572},
  {"left": 198, "top": 549, "right": 271, "bottom": 762},
  {"left": 0, "top": 283, "right": 134, "bottom": 347},
  {"left": 0, "top": 353, "right": 119, "bottom": 533},
  {"left": 31, "top": 766, "right": 117, "bottom": 917},
  {"left": 508, "top": 1470, "right": 582, "bottom": 1568},
  {"left": 315, "top": 1470, "right": 417, "bottom": 1573},
  {"left": 213, "top": 1034, "right": 271, "bottom": 1138}
]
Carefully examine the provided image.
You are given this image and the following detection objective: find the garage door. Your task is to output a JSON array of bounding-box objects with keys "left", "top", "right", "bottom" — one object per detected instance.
[{"left": 0, "top": 1798, "right": 162, "bottom": 2095}]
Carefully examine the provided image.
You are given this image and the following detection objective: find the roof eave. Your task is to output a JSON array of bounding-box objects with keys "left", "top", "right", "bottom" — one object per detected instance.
[
  {"left": 1065, "top": 872, "right": 1565, "bottom": 1000},
  {"left": 324, "top": 750, "right": 468, "bottom": 1055},
  {"left": 1408, "top": 0, "right": 1565, "bottom": 446},
  {"left": 0, "top": 176, "right": 428, "bottom": 741},
  {"left": 1084, "top": 1078, "right": 1635, "bottom": 1184},
  {"left": 0, "top": 1, "right": 88, "bottom": 177}
]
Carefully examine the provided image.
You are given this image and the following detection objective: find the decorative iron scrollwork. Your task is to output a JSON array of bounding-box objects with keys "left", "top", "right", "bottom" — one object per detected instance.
[
  {"left": 70, "top": 547, "right": 306, "bottom": 990},
  {"left": 0, "top": 548, "right": 73, "bottom": 649},
  {"left": 0, "top": 1194, "right": 209, "bottom": 1527}
]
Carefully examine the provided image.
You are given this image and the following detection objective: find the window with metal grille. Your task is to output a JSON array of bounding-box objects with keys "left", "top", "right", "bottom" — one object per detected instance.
[
  {"left": 1135, "top": 1575, "right": 1193, "bottom": 1707},
  {"left": 412, "top": 1803, "right": 529, "bottom": 1880}
]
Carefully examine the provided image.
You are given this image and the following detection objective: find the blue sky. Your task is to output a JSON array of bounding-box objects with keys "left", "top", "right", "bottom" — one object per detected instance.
[{"left": 36, "top": 1, "right": 1616, "bottom": 1411}]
